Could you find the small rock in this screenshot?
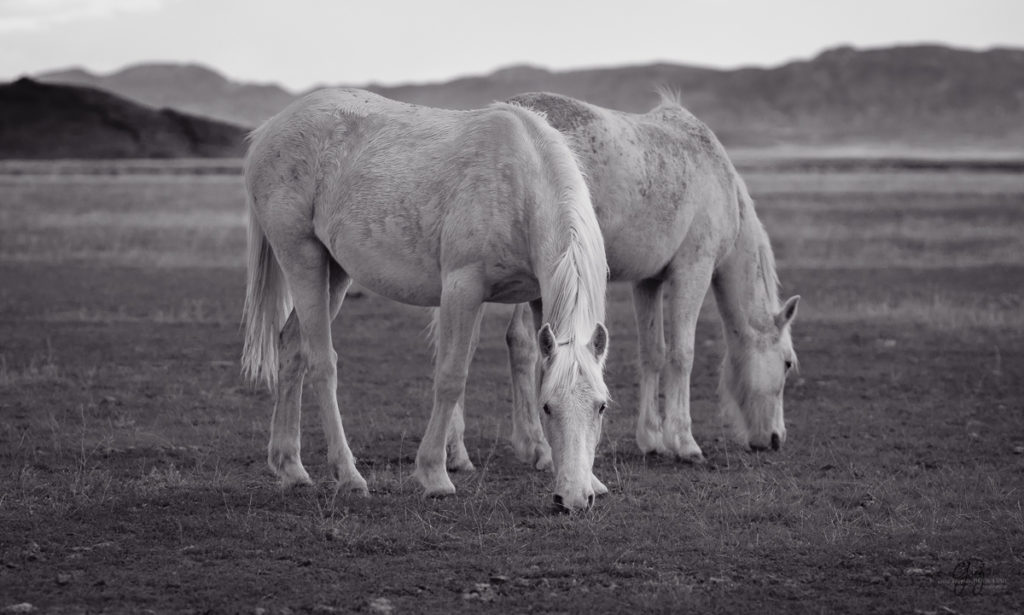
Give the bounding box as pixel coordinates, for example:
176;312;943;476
489;574;510;585
325;528;344;541
3;604;37;614
462;583;496;602
56;572;72;585
24;543;41;562
1013;446;1024;455
253;608;267;615
368;597;394;614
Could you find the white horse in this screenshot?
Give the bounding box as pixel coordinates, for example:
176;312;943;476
448;91;799;470
240;89;610;510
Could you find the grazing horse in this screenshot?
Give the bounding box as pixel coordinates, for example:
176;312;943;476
446;91;799;470
241;89;611;510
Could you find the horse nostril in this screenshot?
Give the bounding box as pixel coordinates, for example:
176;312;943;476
552;494;565;508
771;432;781;451
587;494;594;508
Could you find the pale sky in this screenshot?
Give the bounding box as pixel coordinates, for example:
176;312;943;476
2;0;1022;92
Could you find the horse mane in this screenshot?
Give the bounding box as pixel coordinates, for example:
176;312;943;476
654;85;683;109
756;226;781;313
497;102;608;345
734;173;781;313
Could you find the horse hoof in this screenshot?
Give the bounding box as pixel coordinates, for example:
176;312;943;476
591;474;609;496
422;482;456;498
446;453;475;473
270;455;313;489
336;476;369;497
414;466;456;497
512;436;552;471
663;431;704;463
677;452;706;465
279;474;313;489
636;428;667;456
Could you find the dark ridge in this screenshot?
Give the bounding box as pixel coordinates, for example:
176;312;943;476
0;78;248;159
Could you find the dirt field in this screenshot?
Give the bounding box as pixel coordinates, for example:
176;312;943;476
1;160;1022;613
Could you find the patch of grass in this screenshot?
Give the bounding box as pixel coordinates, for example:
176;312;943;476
37;298;233;324
797;291;1024;330
0;348;62;386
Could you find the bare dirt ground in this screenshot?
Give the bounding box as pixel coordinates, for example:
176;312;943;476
1;162;1022;613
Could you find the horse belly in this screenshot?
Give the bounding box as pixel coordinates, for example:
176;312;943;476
484;270;541;303
320;222;443;306
603;209;695;281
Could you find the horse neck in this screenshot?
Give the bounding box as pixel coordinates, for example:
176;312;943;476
712;207;779;352
532;178;607;344
503;105;606;343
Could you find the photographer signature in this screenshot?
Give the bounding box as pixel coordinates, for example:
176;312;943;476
951;558;987;596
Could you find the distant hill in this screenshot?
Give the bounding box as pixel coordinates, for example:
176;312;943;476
363;45;1024;147
30;44;1024;148
0;78;247;159
38;63;294;127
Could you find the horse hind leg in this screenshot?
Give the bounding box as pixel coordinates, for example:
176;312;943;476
270;260;352;488
632;278;668;456
268;310;312;488
274;234;366;494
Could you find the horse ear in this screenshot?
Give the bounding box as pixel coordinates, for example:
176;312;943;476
775;295;800;329
590;323;608;360
538;323;557;359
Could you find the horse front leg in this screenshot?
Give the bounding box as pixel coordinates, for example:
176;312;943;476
632;278;667;455
414;272;484;497
505;300;552;470
661;259;715;463
445;311;481;472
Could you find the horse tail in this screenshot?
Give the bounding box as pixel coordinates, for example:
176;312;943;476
240;196;292;390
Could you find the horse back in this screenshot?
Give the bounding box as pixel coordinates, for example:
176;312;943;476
508;92;741;280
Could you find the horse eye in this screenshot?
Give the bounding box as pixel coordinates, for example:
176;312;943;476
543;403;551;416
598;402;607;415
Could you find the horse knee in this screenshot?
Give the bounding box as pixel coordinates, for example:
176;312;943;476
638;341;666;373
278;344;306;379
666;345;694;372
434;380;465;407
506;314;537;363
303;349;338;384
